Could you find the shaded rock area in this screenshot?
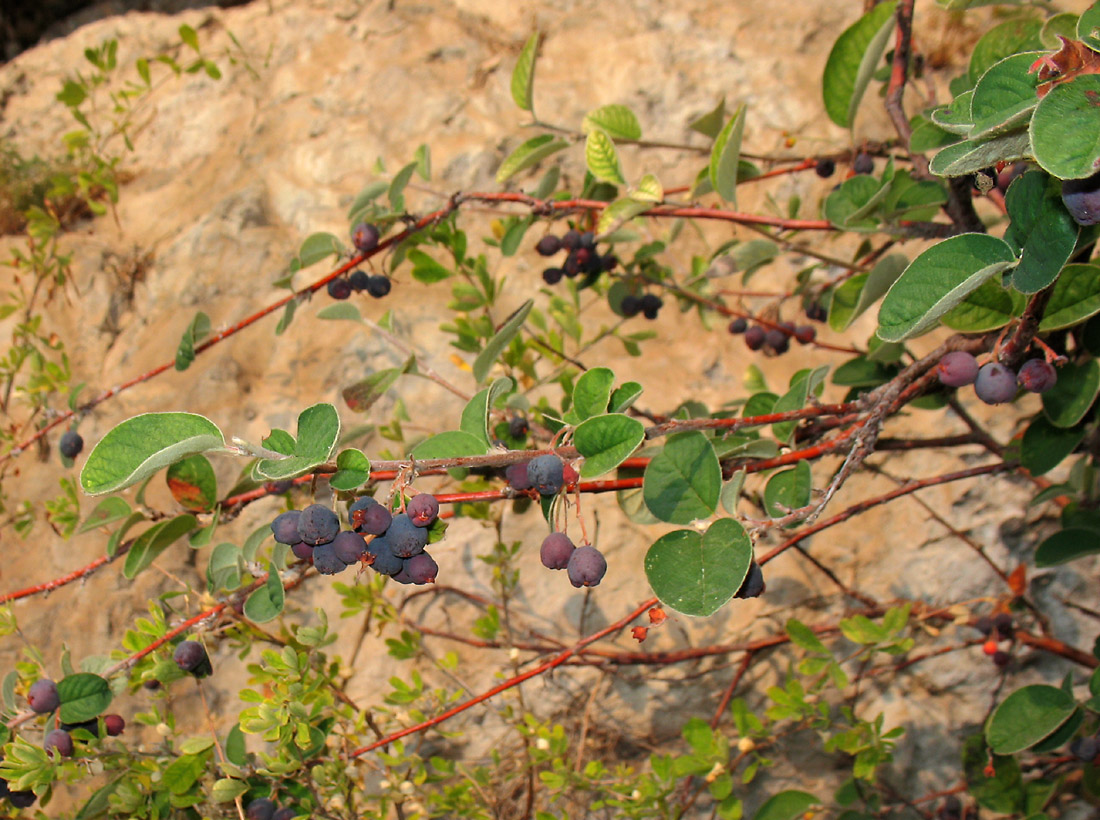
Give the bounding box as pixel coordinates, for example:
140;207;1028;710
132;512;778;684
0;0;1098;817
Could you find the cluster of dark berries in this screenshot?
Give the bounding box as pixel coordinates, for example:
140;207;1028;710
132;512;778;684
327;270;391;300
620;292;664;320
355;494;442;585
539;532;607;588
59;430;83;460
247;796;299;820
536;229;617;285
506;454;577;496
24;678;124;762
975;613;1014;668
728;319;814;353
174;639;214;678
735;562;765;599
936;352;1057;405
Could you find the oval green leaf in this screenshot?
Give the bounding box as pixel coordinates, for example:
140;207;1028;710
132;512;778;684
330;447;371;492
166;454;217;512
410;430;488;460
1035;527;1100;566
585;128;626;185
1003;170;1078;293
1040;264;1100;330
123;514;198;579
709;104;746;204
968;52;1042;140
582;104;642;140
1031;75;1100;180
573;367;615;420
929;130;1032;178
474;300;533;384
754;790;821;820
244;564;285;623
828;254;907;332
1042;359;1100;427
644;519;752;617
574;413;644;478
822;1;898;128
297;232;342;268
510;32;538;111
496;135;569;183
764;461;813;520
643;432;721;524
57;673;112;724
940;277;1016;332
986;684;1076;754
1021;416;1084;476
256;403;341;480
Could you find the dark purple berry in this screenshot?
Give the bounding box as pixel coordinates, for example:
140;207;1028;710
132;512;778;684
744;325;765;351
640;293;662;320
936;352;979;388
805;301;827;322
527;454;564;496
974;615;993;636
1061;171;1100;226
561;229;582;251
508;416;529;438
506;462;533;491
173;640;211;677
579;231;595;249
403;552;438;584
735;562;765;599
27;679;59;713
727;317;748;334
992;650;1011;668
764;328;789;354
386;514;428;558
974;362;1017;404
352;223;380;253
348;496;380;527
601;254;618;272
349;270;371;292
853;152;874;175
143;678;161;691
535;235;562;256
9;789;35;808
1070;736;1100;762
332;530;367;564
566;545;607;588
366;274;391;298
355;502;392;536
815;158;835;178
312;542;347;575
620;294;642;317
993;612;1014;640
391;567;416;584
794;325;816;345
290;542;314;561
44;729;73;758
272;809;298;820
247;798;277;820
59;431;83;459
265;480;293;494
542;267;564;285
327;278;352;300
366;536;404;576
270;511;302;545
1017;359;1057;393
297;504;339;546
540;532;575;570
103;714;125;736
407;494;439;527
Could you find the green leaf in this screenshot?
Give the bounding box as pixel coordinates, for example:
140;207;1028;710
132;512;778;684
178;23;199;51
822;166;895;230
206;542;242;593
174;311;211;372
347;181;389;218
828;254;907;332
929;130;1032;178
123;514;198;578
609;381;643;413
968;52;1042;140
909;117;960;152
275;299;296;335
690;97;726;138
1003;170;1078;293
496;135;569;183
330;448;371;492
212;778;249;803
969;16;1043;85
633;174;663;203
876;233;1016;342
316;303;362;322
585;128;626;185
786;619;829;654
342;357;414;413
573;368;615;420
880;171;948;221
1080;3;1100;50
388;161;418;213
643;432;721;524
414;143;431;180
764;461;813;520
931;91;975;135
460;377;514;446
297;232;342;268
243;564;285;623
940;277;1017;332
822;1;898;128
77;497;131;534
407;249;452;283
772;366;829;443
473;299;533;384
1042;359;1100;428
596;197;649;234
582;104;642;140
163;752;205;795
753;790;820;820
986;684;1076;754
410;431;488;460
511;32;539;111
644;519;753;617
1034;73;1100;176
57;673;112;724
256;404;340;480
1040;264;1100;330
166;454;217;512
574;414;645;478
81;413;225;496
1035;527;1100;566
709;104;747;204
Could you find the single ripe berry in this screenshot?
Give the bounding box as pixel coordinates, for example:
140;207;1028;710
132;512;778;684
270;510;302;545
297;504;339;545
143;678;161;691
349;269;371;292
59;431;83;459
735;562;765;598
561;229;582;251
9;789;36;808
974;615;993;636
508;416;528;439
348;496;380;527
1070;735;1100;762
993;612;1014;640
506;462;532;491
527;454;564;496
1061;171;1100;226
815;158;835;178
352;222;380;252
246;798;277;820
974;362;1017;405
853;152;874;175
563;253;581;278
764;328;789;354
356;504;392;536
936;351;979;388
601;254;618;272
27;678;60;713
1017;358;1057;393
272;808;298;820
366;536;404;576
540;532;575;570
386;514;428;558
579;231;596;249
542;267;564;285
620;294;642;317
794;325;816;345
406;494;439;528
566;545;607;587
366;274;391;298
44;729;74;758
290;541;314;561
992;650;1011;668
744;325;765;351
727;317;748;334
103;714;125;736
805;301;827;322
173;640;211;677
312;542;348;575
327;278;352;300
332;530;367;564
535;235;562;256
403;552;438;584
640;293;663;320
